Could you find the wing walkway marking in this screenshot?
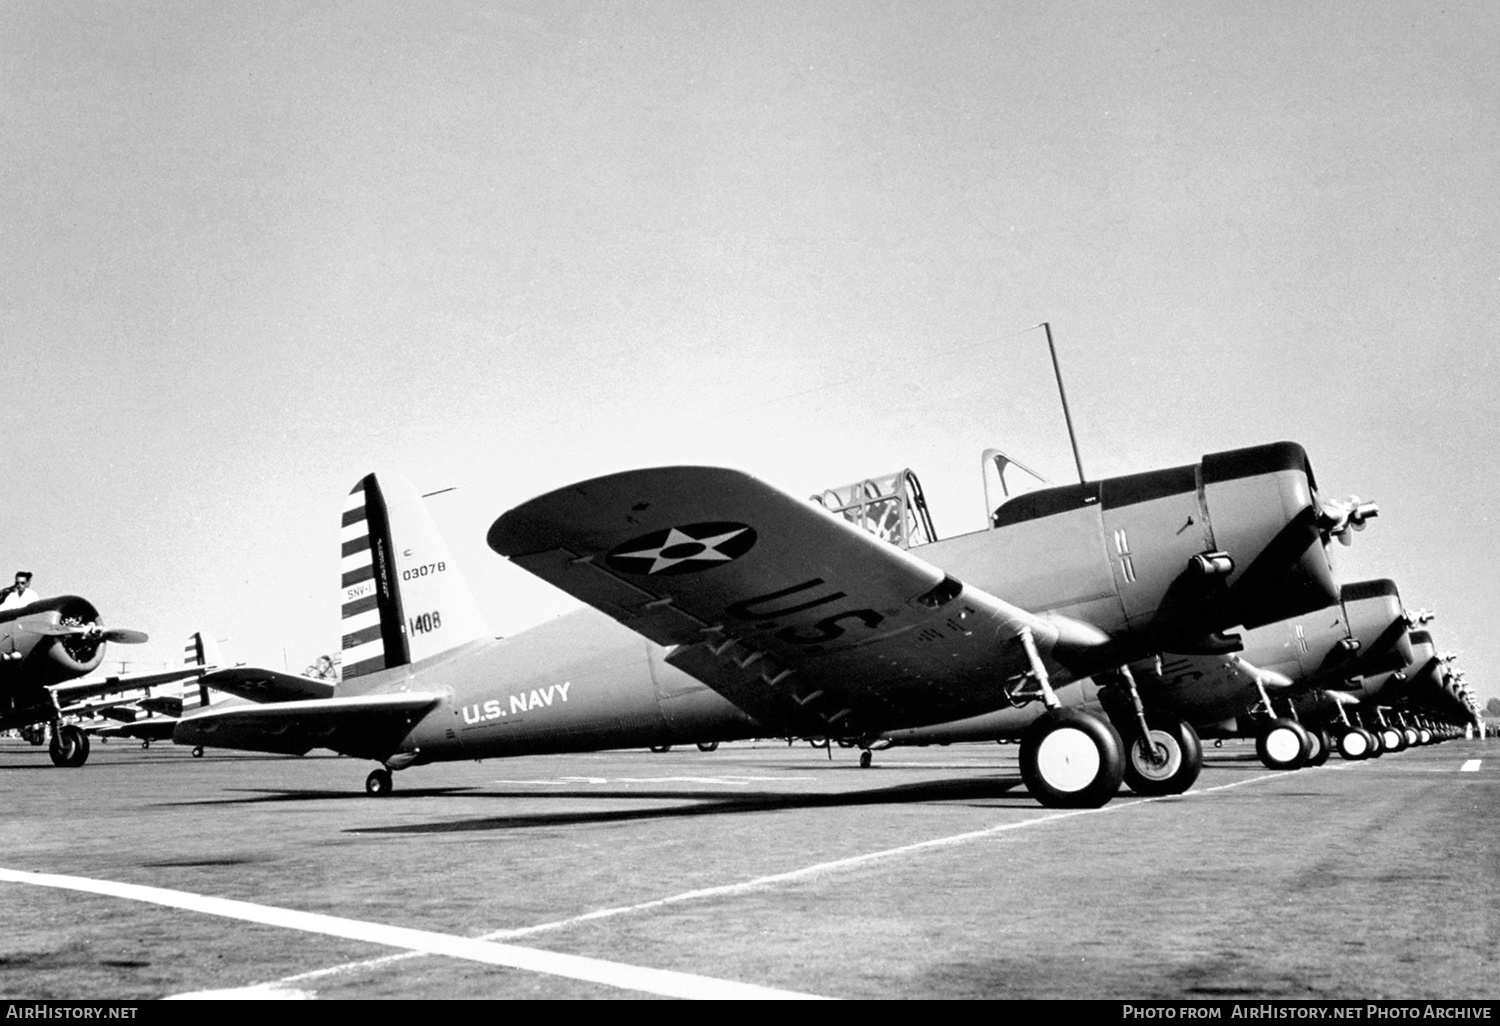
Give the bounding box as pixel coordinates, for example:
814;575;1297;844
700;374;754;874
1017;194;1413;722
161;764;1329;997
1460;759;1482;772
0;867;827;1001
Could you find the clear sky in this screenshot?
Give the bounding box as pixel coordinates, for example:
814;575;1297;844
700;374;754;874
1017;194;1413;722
4;3;1497;706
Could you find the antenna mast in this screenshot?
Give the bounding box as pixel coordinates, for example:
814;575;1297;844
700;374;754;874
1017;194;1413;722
1039;322;1087;484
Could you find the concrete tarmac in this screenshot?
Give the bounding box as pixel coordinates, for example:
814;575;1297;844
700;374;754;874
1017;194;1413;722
1;734;1495;1000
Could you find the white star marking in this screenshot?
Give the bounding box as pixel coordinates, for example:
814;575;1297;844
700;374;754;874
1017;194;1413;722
614;526;749;574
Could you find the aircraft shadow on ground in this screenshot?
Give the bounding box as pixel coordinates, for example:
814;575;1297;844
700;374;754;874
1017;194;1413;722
356;776;1032;833
165;774;1031;829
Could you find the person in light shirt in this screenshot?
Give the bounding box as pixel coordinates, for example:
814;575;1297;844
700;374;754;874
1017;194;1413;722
0;571;39;610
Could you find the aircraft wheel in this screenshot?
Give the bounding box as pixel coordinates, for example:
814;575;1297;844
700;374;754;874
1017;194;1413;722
1419;729;1432;745
649;744;671;753
1019;709;1124;808
1336;728;1369;760
859;750;873;769
1305;728;1333;767
141;740;151;750
365;768;393;796
1403;728;1418;747
1255;719;1309;770
808;738;830;749
192;746;205;758
696;741;719;753
1366;729;1385;757
1122;719;1202;796
1381;728;1404;753
49;729;77;767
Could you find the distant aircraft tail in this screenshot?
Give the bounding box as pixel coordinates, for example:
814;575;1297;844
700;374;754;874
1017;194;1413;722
338;473;489;691
182;630;225;710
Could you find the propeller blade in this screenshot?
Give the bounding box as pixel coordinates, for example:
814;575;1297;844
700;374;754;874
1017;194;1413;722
101;629;149;644
16;621;76;636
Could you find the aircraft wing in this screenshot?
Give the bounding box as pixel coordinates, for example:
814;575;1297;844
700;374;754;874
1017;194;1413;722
48;665;213;707
196;666;337;703
172;692;440;759
490;466;1110;736
91;718;178;742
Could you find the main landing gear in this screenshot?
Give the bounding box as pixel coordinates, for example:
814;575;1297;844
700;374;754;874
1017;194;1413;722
366;767;393;795
48;724;90;768
1122;717;1203;796
1012;628;1127;808
1019;708;1125;808
1256;717;1311;770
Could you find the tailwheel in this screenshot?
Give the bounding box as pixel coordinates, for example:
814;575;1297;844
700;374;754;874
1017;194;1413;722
1019;709;1124;808
365;767;394;796
1122;718;1202;796
192;746;205;758
1336;728;1370;760
49;725;90;768
696;741;719;753
1305;728;1333;767
859;749;873;769
1256;718;1309;770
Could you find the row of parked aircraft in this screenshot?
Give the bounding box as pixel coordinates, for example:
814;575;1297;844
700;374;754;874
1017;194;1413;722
2;439;1483;806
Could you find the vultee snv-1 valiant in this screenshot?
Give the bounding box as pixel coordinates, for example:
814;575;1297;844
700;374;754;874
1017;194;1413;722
176;440;1374;807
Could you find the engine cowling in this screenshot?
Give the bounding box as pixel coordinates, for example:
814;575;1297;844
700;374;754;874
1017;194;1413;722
13;595;109;683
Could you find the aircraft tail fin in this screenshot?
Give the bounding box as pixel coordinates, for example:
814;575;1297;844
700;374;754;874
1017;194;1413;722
183;631;225;709
339;473;489;691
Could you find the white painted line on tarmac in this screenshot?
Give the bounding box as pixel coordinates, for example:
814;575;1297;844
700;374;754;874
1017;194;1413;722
235;767;1305;993
0;867;829;1001
1460;759;1482;772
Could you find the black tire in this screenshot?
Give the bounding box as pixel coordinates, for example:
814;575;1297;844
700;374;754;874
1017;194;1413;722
649;744;672;753
696;741;719;753
1019;709;1125;808
365;768;393;795
192;746;205;758
1336;728;1369;760
1381;728;1405;753
1305;728;1333;767
49;730;77;767
859;750;873;769
1256;718;1309;770
1122;718;1203;796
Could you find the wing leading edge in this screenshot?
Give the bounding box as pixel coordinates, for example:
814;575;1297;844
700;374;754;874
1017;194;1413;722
490;466;1109;736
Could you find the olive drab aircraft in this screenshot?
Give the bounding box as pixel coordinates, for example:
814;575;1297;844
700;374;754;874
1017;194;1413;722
0;595;211;767
489;440;1377;808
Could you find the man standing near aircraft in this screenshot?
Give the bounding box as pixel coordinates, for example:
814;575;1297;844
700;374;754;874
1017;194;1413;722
0;571;39;609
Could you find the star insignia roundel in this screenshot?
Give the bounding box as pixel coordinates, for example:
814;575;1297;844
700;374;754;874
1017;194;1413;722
606;521;758;576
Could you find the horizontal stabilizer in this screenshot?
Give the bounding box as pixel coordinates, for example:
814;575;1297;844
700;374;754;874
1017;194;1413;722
49;664;218;707
173;692;440;760
198;666;337;703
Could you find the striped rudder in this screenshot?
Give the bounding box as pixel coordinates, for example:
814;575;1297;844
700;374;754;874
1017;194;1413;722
340;473;489;690
341;475;408;681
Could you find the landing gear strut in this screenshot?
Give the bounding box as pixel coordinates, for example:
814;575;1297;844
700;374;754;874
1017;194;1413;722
1012;628;1124;808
